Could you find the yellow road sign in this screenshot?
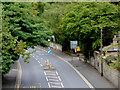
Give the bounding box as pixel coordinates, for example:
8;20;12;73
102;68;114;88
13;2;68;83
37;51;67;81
77;46;80;51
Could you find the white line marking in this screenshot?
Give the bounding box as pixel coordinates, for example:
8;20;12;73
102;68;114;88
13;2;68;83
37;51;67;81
45;73;56;76
56;72;58;75
47;76;58;79
51;86;61;88
45;71;56;74
40;64;43;66
48;79;59;82
38;61;40;63
61;82;64;88
44;71;46;75
58;76;61;81
41;58;43;59
48;82;51;88
46;77;48;81
49;82;61;85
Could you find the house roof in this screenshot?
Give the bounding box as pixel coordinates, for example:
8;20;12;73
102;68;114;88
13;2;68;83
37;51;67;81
100;45;118;52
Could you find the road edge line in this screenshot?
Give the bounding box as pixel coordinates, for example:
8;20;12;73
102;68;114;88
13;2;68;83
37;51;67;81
15;60;22;90
37;47;95;89
52;54;94;89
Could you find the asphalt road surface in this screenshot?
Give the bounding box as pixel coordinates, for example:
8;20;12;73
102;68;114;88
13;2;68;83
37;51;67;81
19;46;92;88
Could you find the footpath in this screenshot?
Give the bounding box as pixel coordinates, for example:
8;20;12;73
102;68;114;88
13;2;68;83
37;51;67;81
40;46;116;88
2;61;18;89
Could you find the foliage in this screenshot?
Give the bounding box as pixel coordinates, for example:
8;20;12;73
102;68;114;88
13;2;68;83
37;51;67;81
105;55;117;65
41;3;74;43
58;2;118;57
1;2;51;76
3;2;51;47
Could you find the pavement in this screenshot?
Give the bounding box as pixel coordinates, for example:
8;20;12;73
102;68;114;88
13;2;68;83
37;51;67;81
2;46;117;89
39;46;116;88
2;61;18;89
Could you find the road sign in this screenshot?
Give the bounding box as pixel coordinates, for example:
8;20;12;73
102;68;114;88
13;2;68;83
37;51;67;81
77;46;80;51
47;49;51;54
70;41;78;49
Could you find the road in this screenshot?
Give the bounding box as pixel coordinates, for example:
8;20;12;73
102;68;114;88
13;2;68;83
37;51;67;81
19;46;93;88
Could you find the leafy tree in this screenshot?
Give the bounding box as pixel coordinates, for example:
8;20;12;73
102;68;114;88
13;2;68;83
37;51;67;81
1;2;52;76
59;2;118;58
3;2;51;47
41;2;74;43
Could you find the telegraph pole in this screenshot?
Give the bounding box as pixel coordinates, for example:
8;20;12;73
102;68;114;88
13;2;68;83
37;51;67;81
118;31;120;90
101;28;103;76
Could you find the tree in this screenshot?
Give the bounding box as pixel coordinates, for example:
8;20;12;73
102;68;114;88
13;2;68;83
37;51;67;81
2;2;51;47
59;2;118;58
1;2;52;76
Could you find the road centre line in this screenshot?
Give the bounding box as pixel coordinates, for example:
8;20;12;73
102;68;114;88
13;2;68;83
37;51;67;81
38;61;40;63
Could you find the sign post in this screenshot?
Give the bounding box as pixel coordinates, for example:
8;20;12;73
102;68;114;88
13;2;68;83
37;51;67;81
70;41;78;53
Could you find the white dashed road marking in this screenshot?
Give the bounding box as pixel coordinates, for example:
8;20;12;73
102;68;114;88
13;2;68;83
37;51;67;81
44;70;64;88
38;61;40;63
41;64;43;66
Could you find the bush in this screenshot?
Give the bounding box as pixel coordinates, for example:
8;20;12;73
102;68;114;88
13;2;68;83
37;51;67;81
105;55;117;65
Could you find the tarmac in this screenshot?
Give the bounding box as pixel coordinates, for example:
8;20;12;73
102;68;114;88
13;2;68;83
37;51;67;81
2;46;117;89
2;61;18;89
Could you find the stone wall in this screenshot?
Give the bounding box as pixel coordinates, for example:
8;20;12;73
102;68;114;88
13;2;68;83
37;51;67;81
88;51;119;88
50;42;62;51
103;60;118;87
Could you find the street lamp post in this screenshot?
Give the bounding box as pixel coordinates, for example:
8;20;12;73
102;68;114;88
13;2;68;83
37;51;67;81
101;28;103;76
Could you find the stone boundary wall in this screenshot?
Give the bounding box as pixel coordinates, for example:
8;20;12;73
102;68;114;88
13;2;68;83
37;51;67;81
50;42;62;51
103;60;118;87
88;51;119;88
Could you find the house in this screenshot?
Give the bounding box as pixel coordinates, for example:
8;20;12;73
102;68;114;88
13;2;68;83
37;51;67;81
102;35;118;57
